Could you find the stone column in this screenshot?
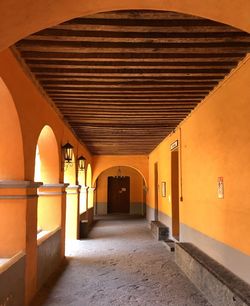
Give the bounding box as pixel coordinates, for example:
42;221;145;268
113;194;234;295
65;185;81;240
87;187;95;225
79;186;88;220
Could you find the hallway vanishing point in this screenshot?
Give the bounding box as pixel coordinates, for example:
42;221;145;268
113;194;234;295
32;217;210;306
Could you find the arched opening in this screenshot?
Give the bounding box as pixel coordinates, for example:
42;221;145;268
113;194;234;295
95;166;146;216
0;77;25;257
92;156;148;190
0;78;24;180
34;125;59;184
34;125;60;235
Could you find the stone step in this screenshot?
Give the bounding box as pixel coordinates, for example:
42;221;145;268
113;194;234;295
150;221;169;241
162;239;175;252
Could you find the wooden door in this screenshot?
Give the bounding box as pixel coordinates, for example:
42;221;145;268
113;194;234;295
108;176;130;213
154;162;159;221
171;150;180;240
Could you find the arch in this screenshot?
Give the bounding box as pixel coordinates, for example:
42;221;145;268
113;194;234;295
1;0;250;51
35;125;61;234
93;158;148;188
95;166;147;216
0;77;24;180
34;125;59;183
95;165;147;188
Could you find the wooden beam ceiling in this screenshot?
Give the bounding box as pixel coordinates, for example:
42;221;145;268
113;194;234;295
15;10;250;155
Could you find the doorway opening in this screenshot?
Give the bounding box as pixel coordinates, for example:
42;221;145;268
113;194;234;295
154;162;159;221
108;176;130;214
171;150;180;240
95;166;146;216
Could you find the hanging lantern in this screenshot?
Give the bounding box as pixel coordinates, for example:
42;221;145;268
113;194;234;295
78;155;86;171
62;142;73;163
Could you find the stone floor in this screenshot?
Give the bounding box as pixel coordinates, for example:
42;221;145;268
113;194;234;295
31;217;211;306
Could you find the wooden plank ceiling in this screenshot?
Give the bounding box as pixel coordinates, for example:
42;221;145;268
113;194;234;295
15;10;250;155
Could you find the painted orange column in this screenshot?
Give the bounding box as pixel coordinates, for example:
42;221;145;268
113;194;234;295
87;187;95;225
65;185;80;240
79;186;88;217
60;184;68;258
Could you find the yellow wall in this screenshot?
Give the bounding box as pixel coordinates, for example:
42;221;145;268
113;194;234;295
148;54;250;256
96;166;145;215
37;194;61;231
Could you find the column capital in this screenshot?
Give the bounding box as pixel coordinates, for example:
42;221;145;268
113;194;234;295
66;184;81;190
38;183;69;196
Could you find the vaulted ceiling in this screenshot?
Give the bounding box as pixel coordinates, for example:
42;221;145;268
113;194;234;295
14;10;250;155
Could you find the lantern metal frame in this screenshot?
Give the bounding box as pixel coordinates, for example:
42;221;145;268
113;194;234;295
78;155;86;171
62;142;74;169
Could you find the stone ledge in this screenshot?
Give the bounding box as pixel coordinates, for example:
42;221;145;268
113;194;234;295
150;221;169;241
175;243;250;306
162;239;175;252
79;220;89;239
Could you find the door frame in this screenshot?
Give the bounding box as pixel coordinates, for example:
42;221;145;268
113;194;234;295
171;149;180;240
154;162;159;221
107;176;130;214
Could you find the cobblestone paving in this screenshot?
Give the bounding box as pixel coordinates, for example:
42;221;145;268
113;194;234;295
32;217;211;306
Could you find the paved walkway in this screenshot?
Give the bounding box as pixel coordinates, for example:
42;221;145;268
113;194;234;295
32;217;211;306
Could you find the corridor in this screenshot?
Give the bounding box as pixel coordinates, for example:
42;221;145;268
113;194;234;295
31;217;210;306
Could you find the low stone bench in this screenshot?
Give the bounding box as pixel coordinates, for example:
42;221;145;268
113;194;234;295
175;243;250;306
79;220;89;239
150;221;169;241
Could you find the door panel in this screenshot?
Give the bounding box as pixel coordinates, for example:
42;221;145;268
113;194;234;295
154;162;158;221
171;150;180;240
108;176;130;213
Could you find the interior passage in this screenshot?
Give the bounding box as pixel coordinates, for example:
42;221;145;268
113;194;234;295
31;217;211;306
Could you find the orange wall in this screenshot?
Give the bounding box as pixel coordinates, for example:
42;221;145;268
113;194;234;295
1;0;250;51
0;200;26;257
0;48;92;304
0;78;24;180
0;48;92;181
96;166;145;214
148;54;250;256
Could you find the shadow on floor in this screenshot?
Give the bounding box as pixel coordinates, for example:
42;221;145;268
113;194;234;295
94;214;146;221
30;260;69;306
